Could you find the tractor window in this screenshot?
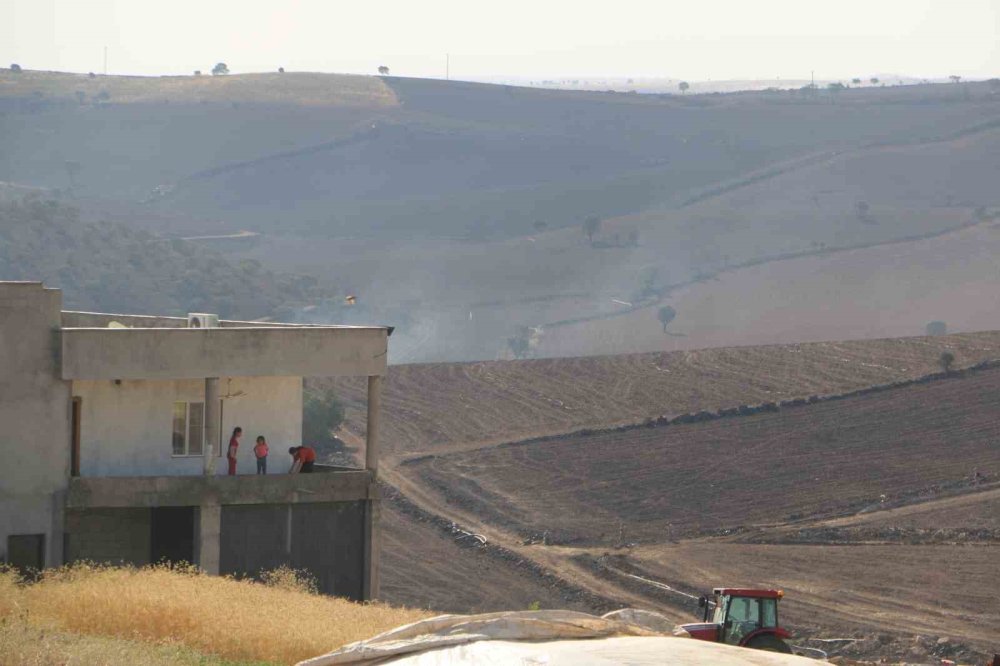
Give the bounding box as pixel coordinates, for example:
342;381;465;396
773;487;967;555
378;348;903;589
760;598;778;628
724;596;761;645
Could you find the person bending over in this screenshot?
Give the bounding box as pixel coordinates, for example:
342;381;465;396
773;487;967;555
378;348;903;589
288;445;316;473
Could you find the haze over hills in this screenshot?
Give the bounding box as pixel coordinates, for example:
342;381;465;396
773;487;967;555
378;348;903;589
2;69;1000;360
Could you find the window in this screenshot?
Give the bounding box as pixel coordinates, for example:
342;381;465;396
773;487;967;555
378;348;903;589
172;402;205;456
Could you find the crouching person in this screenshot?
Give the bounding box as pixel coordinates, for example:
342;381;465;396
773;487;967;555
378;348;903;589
288;445;316;473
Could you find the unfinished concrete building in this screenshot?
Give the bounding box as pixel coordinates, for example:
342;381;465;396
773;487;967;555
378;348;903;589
0;281;389;600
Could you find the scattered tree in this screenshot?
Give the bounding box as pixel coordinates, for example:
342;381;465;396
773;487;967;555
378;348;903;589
925;321;947;336
194;70;202;76
939;351;955;373
582;216;601;245
851;78;861;86
302;390;345;445
95;90;110;102
507;326;531;359
278;67;285;73
532;220;548;232
949;75;961;83
678;81;689;94
869;77;879;85
212;62;230;75
377;65;390;75
88;72;96;79
657;305;676;333
9;63;22;72
827;82;846;92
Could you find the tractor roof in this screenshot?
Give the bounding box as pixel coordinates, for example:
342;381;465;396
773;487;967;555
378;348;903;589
713;588;783;599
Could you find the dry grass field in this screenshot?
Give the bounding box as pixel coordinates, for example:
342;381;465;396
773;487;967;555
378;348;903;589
0;70;397;107
0;565;430;666
325;330;1000;461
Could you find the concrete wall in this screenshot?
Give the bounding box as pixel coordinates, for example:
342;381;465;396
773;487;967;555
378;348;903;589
72;376;302;477
0;283;71;567
62;311;322;329
62;326;389;380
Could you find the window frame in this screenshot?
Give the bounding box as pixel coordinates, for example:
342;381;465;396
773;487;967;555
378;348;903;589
172;401;206;457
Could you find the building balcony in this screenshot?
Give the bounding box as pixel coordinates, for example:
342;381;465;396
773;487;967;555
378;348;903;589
66;466;377;509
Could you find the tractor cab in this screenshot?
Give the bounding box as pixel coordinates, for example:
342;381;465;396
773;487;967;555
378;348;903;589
674;588;792;653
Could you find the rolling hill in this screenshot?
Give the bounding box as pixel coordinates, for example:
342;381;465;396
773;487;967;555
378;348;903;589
4;70;1000;362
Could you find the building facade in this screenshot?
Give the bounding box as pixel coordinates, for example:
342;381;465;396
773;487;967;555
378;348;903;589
0;281;388;600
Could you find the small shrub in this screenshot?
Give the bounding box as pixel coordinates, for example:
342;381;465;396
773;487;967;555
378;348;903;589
9;63;22;72
939;351;955;373
926;321;947;336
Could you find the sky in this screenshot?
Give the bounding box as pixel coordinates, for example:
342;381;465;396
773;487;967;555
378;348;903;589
3;0;999;82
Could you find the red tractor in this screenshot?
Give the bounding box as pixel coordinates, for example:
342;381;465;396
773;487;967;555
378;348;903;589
674;588;793;653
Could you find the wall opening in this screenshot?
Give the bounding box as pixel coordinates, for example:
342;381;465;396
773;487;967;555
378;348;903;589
7;534;45;577
150;507;195;565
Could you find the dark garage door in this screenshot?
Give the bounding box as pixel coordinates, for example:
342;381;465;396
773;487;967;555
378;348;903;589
292;502;365;600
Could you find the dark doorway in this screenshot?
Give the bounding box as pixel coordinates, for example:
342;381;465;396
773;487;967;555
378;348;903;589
71;397;82;477
150;507;195;565
7;534;45;576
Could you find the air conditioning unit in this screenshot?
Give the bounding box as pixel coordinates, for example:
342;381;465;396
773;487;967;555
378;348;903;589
187;313;220;328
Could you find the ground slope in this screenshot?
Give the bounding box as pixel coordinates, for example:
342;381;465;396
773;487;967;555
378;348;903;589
325;331;1000;461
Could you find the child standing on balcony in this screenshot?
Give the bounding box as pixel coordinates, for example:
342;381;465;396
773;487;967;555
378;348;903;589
227;427;242;476
254;436;269;475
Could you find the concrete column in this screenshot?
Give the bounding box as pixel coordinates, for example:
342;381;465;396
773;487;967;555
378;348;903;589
196;503;221;575
363;495;381;600
365;375;382;476
204;377;220;475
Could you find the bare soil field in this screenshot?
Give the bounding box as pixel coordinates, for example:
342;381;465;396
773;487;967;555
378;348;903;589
401;365;1000;544
324;331;1000;461
379;499;607;615
374;364;1000;661
537;218;1000;358
623;541;999;660
818;486;1000;530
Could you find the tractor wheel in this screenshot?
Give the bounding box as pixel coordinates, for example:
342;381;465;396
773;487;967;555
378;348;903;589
745;634;792;653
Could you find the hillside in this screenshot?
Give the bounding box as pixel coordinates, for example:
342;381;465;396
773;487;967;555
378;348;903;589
363;339;1000;662
404;365;1000;543
3;70;1000;361
325;330;1000;460
0;192;336;318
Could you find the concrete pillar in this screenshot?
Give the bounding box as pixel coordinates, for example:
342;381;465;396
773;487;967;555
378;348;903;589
204;377;220;475
196;503;221;575
363;494;381;600
365;375;382;476
363;375;382;600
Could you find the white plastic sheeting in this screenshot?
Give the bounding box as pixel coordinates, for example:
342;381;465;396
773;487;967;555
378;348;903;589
297;610;816;666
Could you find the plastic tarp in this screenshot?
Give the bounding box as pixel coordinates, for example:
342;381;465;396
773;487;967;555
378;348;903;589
297;610;816;666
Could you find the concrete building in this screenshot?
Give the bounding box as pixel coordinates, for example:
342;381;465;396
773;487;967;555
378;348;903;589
0;281;389;600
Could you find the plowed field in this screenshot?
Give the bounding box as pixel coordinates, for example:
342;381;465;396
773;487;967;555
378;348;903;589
405;366;1000;543
323;331;1000;461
